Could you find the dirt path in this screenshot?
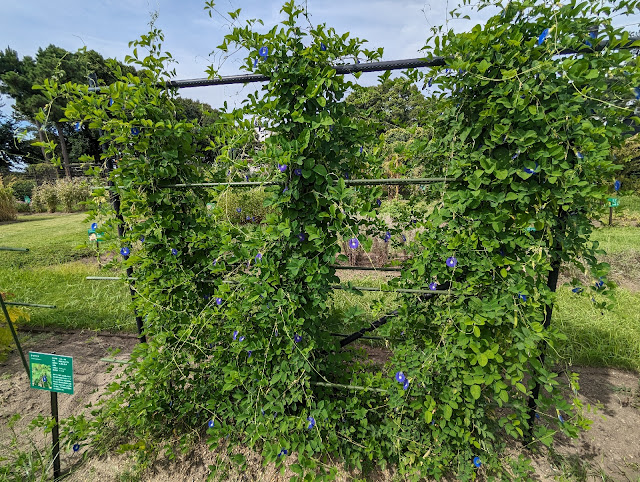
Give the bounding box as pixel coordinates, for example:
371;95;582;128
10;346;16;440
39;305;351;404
1;331;639;481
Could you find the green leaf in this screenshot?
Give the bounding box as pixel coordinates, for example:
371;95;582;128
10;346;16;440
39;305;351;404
470;385;481;400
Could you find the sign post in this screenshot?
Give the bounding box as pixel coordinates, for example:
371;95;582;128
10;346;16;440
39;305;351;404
29;352;74;480
608;197;619;226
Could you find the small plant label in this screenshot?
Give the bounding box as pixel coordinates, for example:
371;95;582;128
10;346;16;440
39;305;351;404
29;352;74;395
608;197;619;208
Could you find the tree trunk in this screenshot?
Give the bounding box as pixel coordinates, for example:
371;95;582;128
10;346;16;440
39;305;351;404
54;121;71;178
34;119;50;163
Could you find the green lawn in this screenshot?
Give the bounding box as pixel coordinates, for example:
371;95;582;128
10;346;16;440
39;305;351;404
0;213;133;331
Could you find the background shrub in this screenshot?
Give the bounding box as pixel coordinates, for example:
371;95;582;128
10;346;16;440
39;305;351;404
0;181;17;222
55;178;90;212
31;182;58;213
8;179;35;202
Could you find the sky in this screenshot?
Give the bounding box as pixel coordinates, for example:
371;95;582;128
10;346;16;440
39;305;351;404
1;0;639;117
0;0;494;115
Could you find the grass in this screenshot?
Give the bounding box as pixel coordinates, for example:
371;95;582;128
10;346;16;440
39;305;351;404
0;213;133;331
554;287;640;372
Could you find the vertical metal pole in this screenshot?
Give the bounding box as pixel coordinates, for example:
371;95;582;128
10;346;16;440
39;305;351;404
609;206;613;226
51;391;61;480
105;158;147;343
526;212;565;442
0;296;29;377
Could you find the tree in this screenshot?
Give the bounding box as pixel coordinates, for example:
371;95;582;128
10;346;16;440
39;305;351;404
0;46;139;177
346;77;438;135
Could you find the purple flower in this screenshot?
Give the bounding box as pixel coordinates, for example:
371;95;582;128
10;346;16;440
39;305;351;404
524;162;539;174
360;146;363;153
595;278;605;289
247;350;252;357
376;199;381;207
576;152;584;159
233;330;239;341
294;334;302;343
42;376;47;383
446;256;457;268
348;238;359;249
294;168;302;176
108;98;113;107
208;419;215;428
614;180;621;191
140;236;145;243
91;222;98;230
278;164;287;173
473;456;481;468
558;413;564;423
282;186;288;193
307;416;316;429
298;233;306;242
634;87;640;100
395;371;405;383
572;287;583;294
239;336;245;342
216;297;222;305
73;443;80;452
278;448;288;457
519;293;527;301
403;379;410;390
384;231;391;242
171;248;178;256
259;46;268;58
131;127;140;136
236;208;242;213
401;235;406;242
255;253;262;262
120;247;130;257
428;77;433;87
429;282;437;291
320;42;327;51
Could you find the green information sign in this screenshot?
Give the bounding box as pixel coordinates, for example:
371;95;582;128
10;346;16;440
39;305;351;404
29;352;74;395
608;197;619;208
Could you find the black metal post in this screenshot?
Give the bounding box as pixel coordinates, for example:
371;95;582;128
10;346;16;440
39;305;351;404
0;295;29;377
105;158;147;343
51;391;61;480
609;206;613;226
526;213;565;442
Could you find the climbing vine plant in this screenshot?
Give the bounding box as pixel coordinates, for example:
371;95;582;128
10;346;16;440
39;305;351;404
36;0;640;480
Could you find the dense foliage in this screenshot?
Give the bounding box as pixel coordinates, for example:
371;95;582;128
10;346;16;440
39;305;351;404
36;0;640;480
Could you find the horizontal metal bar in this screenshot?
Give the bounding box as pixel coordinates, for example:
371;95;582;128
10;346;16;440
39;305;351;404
0;247;30;252
100;357;131;364
332;285;451;295
88;38;639;92
310;381;388;394
330;333;397;341
86;276;450;296
331;265;402;272
4;301;56;309
86;276;136;281
160;177;451;189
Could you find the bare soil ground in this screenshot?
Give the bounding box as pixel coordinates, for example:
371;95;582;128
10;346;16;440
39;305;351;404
1;331;639;481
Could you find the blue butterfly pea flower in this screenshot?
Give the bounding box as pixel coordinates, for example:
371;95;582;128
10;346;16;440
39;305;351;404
473;456;481;467
307;416;316;429
120;247;130;257
294;334;302;343
446;256;457;268
395;371;405;383
73;443;80;452
429;282;437;291
208;419;215;428
538;28;549;45
91;222;98;230
348;238;359;249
